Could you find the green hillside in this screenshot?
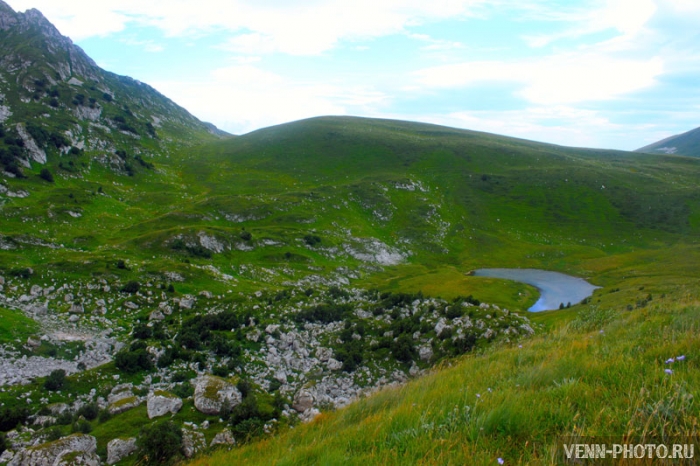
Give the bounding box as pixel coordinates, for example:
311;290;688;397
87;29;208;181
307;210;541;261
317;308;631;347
2;114;700;464
637;126;700;158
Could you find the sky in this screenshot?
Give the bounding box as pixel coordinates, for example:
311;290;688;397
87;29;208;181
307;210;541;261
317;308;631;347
5;0;700;150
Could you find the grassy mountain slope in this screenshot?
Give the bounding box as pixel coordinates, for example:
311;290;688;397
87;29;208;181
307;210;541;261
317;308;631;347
193;294;699;465
2;109;700;462
636;126;700;158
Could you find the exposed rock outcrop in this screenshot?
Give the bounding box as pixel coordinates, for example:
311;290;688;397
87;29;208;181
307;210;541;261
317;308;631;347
146;391;182;419
106;438;137;465
193;375;241;415
8;434;97;466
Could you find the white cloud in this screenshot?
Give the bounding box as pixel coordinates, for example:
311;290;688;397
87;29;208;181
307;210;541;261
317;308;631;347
521;0;656;48
152;65;387;134
390;106;642;149
415;54;664;105
6;0;489;54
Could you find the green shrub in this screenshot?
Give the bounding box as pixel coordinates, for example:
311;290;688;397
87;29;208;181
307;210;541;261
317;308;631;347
120;280;140;293
114;348;153;373
77;403;99;421
136;421;182;465
39;168;54;182
44;369;66;391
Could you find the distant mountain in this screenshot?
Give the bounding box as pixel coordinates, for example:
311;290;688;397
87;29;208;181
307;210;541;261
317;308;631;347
0;0;227;177
636;126;700;157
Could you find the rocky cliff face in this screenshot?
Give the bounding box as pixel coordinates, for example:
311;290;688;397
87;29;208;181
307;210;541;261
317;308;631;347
0;0;226;177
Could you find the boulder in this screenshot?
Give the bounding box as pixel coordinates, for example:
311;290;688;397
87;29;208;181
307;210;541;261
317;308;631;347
181;429;206;459
8;434;96;466
148;310;165;321
30;285;42;296
26;336;41;348
193;375;241;415
292;390;314;413
316;347;332;362
55;450;101;465
327;358;342;371
106;438;137;465
146;391;183;419
108;396;140;415
25;304;48;316
123;301;138;310
179;296;195;309
210;429;236;447
419;345;433;362
69;303;84;314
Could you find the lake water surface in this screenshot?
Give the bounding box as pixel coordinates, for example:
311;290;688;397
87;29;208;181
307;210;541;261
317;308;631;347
473;268;599;312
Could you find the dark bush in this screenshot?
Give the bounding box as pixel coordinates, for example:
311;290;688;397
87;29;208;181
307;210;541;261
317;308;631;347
120;280;140;293
295;303;352;324
10;268;32;279
0;406;29;431
77;403;99;421
71;419;92;434
136;421;182;465
239;230;252;241
114;348;152;373
391;334;416;363
44;369;66;391
303;234;321;246
133;323;152;340
172;383;194;399
39;168;54;182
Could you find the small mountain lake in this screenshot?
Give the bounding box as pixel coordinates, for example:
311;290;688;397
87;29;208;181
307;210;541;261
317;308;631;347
473;268;599;312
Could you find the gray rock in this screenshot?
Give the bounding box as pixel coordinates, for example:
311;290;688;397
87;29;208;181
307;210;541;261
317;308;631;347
25;304;48;316
64;294;73;303
327;358;342;371
26;336;41;348
146;392;182;419
292;390;314;413
69;303;84;314
419;345;433;362
8;434;96;466
148;310;165;321
123;301;138;310
193;375;241;415
210;429;236;447
181;429;206;459
30;285;42;296
68;315;80;323
316;347;332;362
106;438;137;465
55;450;101;465
179;296;195;309
108;396;140;415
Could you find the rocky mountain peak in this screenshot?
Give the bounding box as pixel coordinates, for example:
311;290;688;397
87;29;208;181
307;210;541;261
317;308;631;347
0;0;18;30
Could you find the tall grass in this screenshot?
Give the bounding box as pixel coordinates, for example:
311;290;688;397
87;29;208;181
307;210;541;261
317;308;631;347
190;293;699;465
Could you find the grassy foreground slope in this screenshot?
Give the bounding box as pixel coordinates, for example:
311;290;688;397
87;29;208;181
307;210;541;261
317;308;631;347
178;117;700;464
2;116;700;463
192;293;699;465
